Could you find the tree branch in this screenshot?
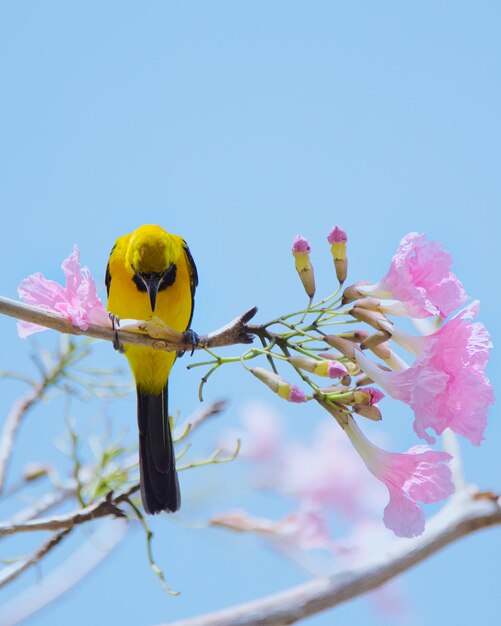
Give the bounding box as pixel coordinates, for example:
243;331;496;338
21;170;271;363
0;296;257;352
0;486;139;536
160;489;501;626
0;527;72;589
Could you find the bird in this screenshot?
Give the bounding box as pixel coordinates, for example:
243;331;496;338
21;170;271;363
105;224;198;514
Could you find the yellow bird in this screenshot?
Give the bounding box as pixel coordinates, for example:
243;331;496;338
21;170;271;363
105;224;198;514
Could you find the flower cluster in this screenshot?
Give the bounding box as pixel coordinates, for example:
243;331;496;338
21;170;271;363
240;229;494;537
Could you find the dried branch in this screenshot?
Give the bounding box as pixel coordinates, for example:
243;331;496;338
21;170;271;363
0;528;72;589
175;399;228;436
160;488;501;626
0;296;257;352
0;487;137;536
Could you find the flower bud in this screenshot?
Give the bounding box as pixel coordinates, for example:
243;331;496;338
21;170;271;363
354;404;383;421
350;306;389;332
353;387;385;406
327;226;348;284
288;356;348;379
342;281;371;304
340;374;352;386
292;235;316;299
359;330;392;351
251;367;308;403
325;335;357;360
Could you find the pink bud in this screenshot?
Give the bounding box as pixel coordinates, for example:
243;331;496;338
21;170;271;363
292;236;315;299
327;227;348;284
292;235;311;253
327;226;348;244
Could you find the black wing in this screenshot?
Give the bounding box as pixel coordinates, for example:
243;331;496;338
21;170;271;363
182;240;198;329
105;245;116;297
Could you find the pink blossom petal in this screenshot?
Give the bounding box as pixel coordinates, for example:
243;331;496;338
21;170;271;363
377;233;468;318
355;304;494;446
18;273;67;308
383;486;425;537
345;417;454;537
17;246;109;338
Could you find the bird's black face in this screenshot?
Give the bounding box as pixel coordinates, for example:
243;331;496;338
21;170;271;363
132;263;177;311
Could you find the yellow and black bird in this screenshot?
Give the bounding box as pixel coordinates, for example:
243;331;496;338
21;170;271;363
105;224;198;514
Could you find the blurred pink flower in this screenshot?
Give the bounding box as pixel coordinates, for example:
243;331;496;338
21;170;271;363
219;402;285;462
276;423;385;519
356;303;494;445
345;417;454;537
17;245;109;338
211;504;335;553
358;232;467;318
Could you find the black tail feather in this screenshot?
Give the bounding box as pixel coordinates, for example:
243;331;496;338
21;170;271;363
137;385;180;514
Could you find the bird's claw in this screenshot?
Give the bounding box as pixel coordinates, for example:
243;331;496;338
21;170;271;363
177;329;200;358
109;313;125;353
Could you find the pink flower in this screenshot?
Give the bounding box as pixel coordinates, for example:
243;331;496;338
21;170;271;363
345;417;454;537
277;423;385;519
211;504;336;553
358;233;467;318
355;303;494;445
17;245;109;338
219;402;285;462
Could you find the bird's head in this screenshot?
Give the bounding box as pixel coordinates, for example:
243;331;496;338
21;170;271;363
126;224;178;312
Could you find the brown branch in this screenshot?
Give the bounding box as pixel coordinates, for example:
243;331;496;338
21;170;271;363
0;486;138;536
0;296;257;352
176;399;228;436
0;527;72;589
160;489;501;626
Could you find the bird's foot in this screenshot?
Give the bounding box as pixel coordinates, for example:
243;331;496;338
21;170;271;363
109;313;125;353
177;329;200;358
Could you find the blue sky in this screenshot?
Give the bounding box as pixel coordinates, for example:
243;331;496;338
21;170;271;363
0;2;500;625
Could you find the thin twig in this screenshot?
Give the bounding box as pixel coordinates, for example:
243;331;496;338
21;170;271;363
5;485;74;527
160;488;501;626
0;341;75;494
0;528;72;589
175;399;228;436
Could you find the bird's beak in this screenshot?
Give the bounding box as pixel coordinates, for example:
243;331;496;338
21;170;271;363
145;275;162;312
